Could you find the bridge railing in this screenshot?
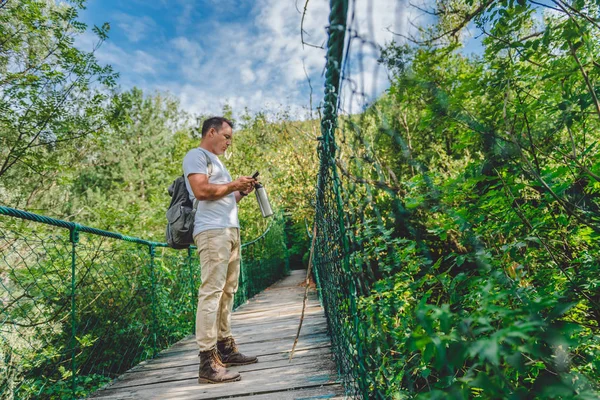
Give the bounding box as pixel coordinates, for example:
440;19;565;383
0;206;288;399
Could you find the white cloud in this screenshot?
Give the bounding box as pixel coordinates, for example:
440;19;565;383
114;12;156;43
101;44;162;75
139;1;324;117
76;32;164;77
240;63;256;85
256;0;328;78
170;36;205;81
340;0;425;114
80;0;428;120
174;0;196;36
155;81;310;121
130;50;164;75
160;0;331;117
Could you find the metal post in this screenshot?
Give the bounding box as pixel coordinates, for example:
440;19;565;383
149;245;158;357
69;226;80;398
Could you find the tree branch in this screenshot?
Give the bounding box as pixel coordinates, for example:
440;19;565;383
336;158;405;195
567;39;600;121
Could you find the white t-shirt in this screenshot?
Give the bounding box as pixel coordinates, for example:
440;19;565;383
182;148;239;237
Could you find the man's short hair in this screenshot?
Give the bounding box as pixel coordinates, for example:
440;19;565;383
201;117;234;137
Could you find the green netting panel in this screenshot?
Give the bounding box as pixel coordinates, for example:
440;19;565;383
0;208;288;399
237;214;290;308
1;224;78;398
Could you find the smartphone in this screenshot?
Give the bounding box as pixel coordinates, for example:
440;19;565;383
252;171;259;179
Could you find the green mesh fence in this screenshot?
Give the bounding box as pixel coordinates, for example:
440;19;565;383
0;206;288;399
313;0;600;398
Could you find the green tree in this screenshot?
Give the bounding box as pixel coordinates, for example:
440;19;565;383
64;88;193;238
0;0;121;208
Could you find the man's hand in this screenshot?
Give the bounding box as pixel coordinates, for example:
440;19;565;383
189;174;255;201
231;176;255;194
243;184;256;195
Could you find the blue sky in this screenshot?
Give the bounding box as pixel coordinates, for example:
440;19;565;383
76;0;426;119
76;1;561;120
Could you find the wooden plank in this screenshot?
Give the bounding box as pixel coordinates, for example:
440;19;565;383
91;358;338;399
234;289;319;306
103;352;335;390
142;335;331;363
165;319;328;353
232;302;322;316
231;313;326;328
125;343;333;374
126;345;334;374
90;270;340;400
232;316;327;335
231;325;328;345
231;308;322;320
239;384;345;400
163;319;328;349
123;347;331;376
91;384;345;400
169;320;328;350
231;307;324;322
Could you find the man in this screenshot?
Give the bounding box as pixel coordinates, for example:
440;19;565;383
183;116;258;384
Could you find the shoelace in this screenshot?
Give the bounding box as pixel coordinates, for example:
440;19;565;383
227;338;239;353
212;348;226;367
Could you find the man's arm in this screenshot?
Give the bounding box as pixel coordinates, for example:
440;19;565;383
188;173;254;201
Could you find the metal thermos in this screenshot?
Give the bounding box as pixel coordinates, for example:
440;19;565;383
254;182;273;218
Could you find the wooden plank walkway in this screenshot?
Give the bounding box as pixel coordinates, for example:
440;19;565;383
89;270;344;399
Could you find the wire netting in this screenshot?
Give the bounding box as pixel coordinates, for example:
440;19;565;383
311;0;600;398
0;210;288;399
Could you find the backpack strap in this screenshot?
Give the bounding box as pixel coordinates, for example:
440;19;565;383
193;149;214;210
198;148;213;177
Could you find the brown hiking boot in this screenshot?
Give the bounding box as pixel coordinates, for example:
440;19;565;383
198;347;241;384
217;336;258;366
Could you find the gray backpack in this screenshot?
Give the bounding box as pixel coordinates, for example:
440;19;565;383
166;150;212;249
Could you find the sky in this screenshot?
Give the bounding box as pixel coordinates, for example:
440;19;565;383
76;0;425;120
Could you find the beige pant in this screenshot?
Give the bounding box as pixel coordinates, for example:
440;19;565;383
194;228;240;351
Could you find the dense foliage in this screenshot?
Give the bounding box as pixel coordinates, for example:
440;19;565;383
0;0;121;207
2;0;599;399
314;0;600;398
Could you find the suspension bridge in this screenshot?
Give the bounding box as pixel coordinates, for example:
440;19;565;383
0;205;343;399
0;0;356;398
4;0;600;397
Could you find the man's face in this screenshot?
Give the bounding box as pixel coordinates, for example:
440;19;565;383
210;122;233;155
